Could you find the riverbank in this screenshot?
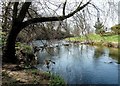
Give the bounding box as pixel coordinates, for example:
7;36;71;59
65;34;119;48
2;64;66;86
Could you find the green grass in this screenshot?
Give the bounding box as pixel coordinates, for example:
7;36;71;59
104;35;119;42
66;34;119;43
49;74;66;86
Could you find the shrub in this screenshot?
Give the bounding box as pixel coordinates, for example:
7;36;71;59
111;24;120;34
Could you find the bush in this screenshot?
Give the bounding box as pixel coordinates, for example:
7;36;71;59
111;24;120;34
102;32;114;36
15;42;38;67
15;42;32;53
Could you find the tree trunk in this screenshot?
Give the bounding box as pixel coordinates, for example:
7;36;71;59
3;25;20;63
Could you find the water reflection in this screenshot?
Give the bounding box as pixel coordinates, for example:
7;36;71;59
35;41;118;84
94;47;104;58
109;48;119;61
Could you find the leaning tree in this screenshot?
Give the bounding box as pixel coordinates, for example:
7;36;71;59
2;0;91;63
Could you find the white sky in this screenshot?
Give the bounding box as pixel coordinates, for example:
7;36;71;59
90;0;119;28
33;0;119;28
0;0;119;28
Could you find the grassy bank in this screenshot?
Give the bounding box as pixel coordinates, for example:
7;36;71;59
2;64;66;86
66;34;119;42
65;34;119;48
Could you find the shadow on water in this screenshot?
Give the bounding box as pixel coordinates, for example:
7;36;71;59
109;48;119;62
94;46;119;64
94;47;104;58
34;40;119;84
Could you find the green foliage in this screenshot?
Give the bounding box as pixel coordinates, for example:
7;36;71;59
15;42;36;67
111;24;120;34
0;31;7;46
25;69;66;86
15;42;32;53
94;21;104;34
29;69;40;75
15;42;21;47
2;71;8;76
49;74;66;86
104;35;118;42
43;72;51;77
0;38;2;46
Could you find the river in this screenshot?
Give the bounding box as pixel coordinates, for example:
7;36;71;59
32;40;119;85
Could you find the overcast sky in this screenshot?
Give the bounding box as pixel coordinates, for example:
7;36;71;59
33;0;119;28
0;0;119;28
91;0;119;28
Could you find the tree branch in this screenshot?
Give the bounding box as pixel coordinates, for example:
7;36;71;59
22;0;91;29
63;0;67;16
17;2;31;22
27;11;33;18
28;8;39;17
66;0;91;18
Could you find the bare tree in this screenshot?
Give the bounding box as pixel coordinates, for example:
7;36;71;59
2;0;91;63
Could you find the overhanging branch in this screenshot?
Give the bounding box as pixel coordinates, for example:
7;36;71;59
63;0;67;16
17;2;31;22
22;0;91;28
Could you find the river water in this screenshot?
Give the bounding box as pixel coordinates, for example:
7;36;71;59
33;40;119;85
